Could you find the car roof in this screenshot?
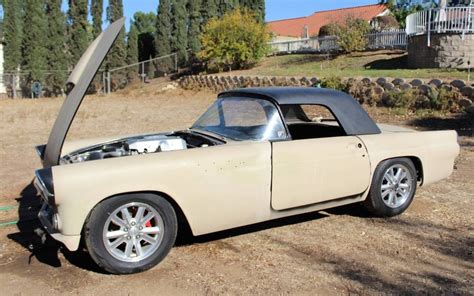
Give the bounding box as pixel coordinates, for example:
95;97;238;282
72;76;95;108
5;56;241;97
219;87;381;136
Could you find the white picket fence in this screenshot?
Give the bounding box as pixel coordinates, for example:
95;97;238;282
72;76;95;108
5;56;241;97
269;30;407;54
406;6;474;37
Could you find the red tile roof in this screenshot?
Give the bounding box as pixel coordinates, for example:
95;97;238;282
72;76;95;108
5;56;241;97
268;4;389;38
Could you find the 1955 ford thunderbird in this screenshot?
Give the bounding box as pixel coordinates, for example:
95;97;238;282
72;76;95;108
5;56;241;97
34;19;460;274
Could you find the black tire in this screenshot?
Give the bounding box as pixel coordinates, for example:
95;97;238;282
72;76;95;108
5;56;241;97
364;158;417;217
84;193;178;274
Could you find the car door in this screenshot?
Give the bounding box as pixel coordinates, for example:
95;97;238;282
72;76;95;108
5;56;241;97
271;136;371;211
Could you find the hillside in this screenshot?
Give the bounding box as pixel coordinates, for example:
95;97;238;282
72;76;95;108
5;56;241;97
228;50;469;80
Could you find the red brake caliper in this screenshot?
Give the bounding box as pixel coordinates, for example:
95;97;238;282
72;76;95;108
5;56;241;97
145;220;152;227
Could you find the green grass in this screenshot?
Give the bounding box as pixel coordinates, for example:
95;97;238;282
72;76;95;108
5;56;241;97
241;51;469;80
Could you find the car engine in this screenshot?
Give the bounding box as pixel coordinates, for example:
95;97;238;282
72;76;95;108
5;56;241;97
60;135;188;164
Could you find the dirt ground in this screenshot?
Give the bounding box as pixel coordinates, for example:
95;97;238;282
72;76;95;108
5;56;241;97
0;82;473;295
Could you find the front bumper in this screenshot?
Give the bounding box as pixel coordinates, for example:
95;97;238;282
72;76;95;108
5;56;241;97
34;171;81;251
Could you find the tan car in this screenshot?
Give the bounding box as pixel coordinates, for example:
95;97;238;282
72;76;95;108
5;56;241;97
34;19;460;274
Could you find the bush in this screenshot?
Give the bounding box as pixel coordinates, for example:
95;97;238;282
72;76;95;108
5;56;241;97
320;76;345;90
382;89;418;109
198;9;270;72
318;23;340;37
372;15;400;31
329;18;371;53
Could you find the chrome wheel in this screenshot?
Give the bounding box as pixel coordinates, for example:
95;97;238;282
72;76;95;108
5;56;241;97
103;202;164;263
381;164;414;209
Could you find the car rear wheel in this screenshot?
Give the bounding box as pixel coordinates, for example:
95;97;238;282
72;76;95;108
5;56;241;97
84;193;177;274
364;158;417;217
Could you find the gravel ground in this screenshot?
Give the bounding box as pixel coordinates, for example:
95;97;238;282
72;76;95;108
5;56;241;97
0;84;472;295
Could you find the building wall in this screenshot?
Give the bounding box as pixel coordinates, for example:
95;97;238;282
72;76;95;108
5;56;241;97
407;33;474;69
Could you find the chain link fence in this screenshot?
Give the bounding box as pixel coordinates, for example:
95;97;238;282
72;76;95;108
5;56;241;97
1;53;180;98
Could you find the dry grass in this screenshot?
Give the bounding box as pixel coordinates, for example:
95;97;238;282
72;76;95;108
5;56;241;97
0;85;472;295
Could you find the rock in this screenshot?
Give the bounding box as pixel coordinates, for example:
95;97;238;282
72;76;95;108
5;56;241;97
410;79;423;87
461;86;473;97
399;83;412;91
440;83;453;91
392;78;405;86
373;86;384;95
162;83;177;91
459;98;473;107
376;77;387;86
362;77;372;84
419;84;434;95
429;79;443;87
451;79;466;89
383;82;395;91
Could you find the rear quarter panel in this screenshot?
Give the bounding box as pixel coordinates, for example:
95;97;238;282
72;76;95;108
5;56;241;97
359;130;460;187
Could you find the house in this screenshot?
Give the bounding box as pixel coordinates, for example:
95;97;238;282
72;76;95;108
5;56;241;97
267;4;390;42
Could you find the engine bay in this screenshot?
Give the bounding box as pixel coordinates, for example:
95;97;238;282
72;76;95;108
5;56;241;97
60;131;220;164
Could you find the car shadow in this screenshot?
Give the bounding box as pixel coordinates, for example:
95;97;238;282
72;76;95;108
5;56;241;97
175;210;330;247
6;181;106;274
7;182;376;273
408;113;473;138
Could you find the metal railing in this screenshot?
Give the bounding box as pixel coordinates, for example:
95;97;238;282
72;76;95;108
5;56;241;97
269;30;407;54
366;30;407;49
406;6;474;38
269;36;339;53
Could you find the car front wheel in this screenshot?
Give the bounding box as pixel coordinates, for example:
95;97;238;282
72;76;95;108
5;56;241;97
84;193;177;274
365;158;417;217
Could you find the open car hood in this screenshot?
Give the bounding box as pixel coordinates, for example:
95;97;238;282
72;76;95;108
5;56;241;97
42;18;125;168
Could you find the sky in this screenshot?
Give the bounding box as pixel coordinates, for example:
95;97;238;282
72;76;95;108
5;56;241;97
59;0;382;30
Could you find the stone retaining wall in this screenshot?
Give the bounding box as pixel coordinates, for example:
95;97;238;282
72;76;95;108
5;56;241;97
407;34;474;69
179;75;474;113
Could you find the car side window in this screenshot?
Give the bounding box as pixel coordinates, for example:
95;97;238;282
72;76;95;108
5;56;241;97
192;97;288;141
281;104;347;140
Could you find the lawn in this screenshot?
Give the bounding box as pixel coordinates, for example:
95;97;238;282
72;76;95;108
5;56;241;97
234;50;470;80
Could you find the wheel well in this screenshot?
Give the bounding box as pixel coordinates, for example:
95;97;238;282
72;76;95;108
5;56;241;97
82;191;194;246
407;156;423;184
379;156;423;184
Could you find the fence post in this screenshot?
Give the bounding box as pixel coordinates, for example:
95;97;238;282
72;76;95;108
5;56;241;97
174;54;178;73
427;9;432;47
107;70;111;95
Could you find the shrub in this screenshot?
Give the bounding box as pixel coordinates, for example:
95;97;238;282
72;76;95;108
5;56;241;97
372;15;400;31
318;23;340;37
382;89;418;109
320;76;345;90
329;18;371;53
198;9;270;72
432;88;462;112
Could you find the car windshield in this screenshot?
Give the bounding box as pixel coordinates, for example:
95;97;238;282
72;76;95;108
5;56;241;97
191;97;288;141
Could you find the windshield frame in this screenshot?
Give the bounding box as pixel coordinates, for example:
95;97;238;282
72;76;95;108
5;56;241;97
191;96;291;142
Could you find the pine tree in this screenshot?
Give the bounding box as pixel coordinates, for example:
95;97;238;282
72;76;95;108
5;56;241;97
126;22;139;82
187;0;201;54
217;0;239;16
91;0;104;38
107;0;126;70
134;12;156;77
240;0;265;23
22;0;48;93
68;0;89;65
3;0;23;98
171;0;188;66
155;0;173;72
201;0;217;28
45;0;68;96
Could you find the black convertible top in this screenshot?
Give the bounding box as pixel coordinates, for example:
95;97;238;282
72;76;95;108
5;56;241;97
219;87;381;136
